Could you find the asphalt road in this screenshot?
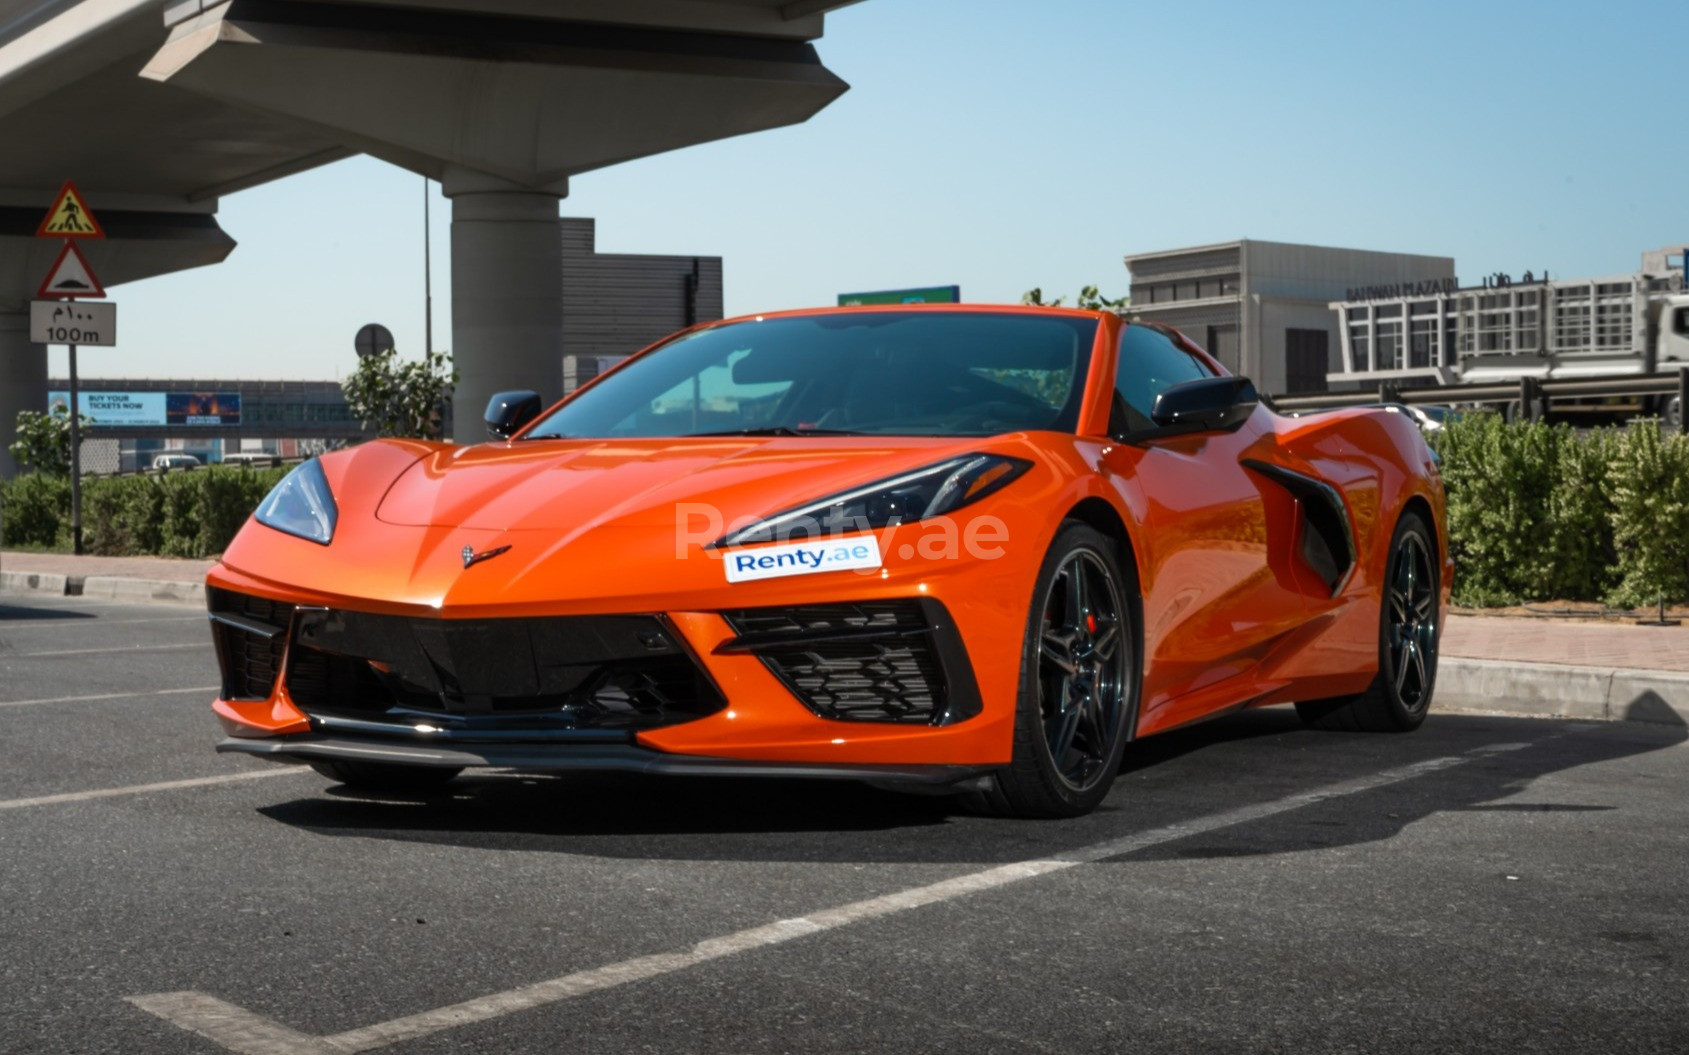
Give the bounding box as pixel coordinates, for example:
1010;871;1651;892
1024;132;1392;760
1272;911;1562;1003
2;592;1686;1055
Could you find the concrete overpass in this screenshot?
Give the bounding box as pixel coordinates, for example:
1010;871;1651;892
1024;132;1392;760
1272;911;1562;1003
0;0;861;474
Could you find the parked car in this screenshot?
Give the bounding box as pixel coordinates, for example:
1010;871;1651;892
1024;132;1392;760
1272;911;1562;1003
222;452;281;468
1403;404;1459;433
207;306;1449;818
151;453;201;471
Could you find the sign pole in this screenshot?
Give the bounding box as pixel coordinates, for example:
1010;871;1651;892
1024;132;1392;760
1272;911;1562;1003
68;337;82;555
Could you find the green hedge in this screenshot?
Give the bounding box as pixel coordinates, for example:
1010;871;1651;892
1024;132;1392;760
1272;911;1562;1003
1432;414;1689;609
0;466;287;559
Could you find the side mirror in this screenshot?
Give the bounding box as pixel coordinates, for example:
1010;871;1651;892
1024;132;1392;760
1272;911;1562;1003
484;390;542;440
1149;376;1259;433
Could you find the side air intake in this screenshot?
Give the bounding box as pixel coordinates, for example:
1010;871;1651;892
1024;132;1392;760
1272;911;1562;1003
1242;460;1357;595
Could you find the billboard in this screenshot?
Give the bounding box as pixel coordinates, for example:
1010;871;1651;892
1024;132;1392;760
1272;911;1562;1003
167;392;241;426
49;391;166;426
837;285;961;306
47;391;241;426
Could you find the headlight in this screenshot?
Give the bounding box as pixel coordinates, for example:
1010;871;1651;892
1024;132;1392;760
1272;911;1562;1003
254;458;338;545
716;454;1031;547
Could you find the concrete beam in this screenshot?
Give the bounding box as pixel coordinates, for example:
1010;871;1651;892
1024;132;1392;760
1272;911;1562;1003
142;1;850;191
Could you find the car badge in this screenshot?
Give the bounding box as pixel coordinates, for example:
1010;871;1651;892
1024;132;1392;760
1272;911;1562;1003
461;544;511;569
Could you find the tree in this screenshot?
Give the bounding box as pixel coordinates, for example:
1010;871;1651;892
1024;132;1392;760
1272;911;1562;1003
8;405;92;476
1021;285;1131;314
341;348;457;440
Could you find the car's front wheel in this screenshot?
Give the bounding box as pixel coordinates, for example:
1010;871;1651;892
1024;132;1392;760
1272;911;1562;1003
309;759;463;792
972;521;1138;819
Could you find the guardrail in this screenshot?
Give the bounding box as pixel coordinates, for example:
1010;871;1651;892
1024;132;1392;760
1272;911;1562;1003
1271;370;1689;431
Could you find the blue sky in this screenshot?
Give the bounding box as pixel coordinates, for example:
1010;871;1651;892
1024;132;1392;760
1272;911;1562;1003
56;0;1689;381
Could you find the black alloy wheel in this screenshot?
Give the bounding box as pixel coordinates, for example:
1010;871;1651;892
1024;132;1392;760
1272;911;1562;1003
1297;510;1439;732
973;521;1138;818
1386;526;1438;710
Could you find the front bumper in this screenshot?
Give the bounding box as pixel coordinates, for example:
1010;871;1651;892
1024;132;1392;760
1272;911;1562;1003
206;578;1019;770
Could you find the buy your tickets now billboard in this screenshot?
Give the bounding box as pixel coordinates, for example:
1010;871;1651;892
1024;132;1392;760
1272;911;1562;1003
48;391;242;426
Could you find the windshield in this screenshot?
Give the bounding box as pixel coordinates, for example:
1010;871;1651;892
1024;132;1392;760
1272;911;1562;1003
524;311;1099;439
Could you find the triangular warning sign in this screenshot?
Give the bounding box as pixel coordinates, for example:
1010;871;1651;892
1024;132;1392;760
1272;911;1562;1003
36;181;104;239
37;241;105;299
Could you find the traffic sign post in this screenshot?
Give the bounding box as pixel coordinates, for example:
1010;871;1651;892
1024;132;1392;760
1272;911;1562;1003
30;301;115;346
35;182;108;555
354;322;395;358
36;181;105;239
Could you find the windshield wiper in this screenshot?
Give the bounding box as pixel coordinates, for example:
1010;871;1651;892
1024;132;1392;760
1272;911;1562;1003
687;426;864;437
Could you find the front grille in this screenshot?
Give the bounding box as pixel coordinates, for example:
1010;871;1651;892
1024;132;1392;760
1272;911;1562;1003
721;601;979;725
282;609;724;738
207;588;295;701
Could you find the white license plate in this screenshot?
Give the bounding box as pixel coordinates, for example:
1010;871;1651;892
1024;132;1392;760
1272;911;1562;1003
722;536;883;583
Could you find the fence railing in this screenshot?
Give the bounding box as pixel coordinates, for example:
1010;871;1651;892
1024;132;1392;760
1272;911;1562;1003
1270;370;1689;431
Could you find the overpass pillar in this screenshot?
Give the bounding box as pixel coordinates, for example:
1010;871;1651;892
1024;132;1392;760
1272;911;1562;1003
0;313;46;478
445;173;565;446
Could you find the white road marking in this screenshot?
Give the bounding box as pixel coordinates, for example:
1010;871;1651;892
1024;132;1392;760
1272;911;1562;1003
2;642;210;658
127;741;1536;1054
125;993;334;1055
0;685;218;709
0;768;305;810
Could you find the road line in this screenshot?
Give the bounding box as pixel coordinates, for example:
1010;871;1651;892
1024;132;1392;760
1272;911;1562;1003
0;685;218;709
0;768;305;810
127;993;344;1055
2;642;210;658
127;739;1539;1054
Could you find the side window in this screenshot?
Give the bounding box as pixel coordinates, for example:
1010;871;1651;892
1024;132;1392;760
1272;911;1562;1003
1675;307;1689;338
1112;325;1214;433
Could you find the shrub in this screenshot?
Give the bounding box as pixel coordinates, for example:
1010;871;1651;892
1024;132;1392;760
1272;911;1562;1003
83;475;165;556
0;472;71;549
4;465;289;558
1605;426;1689;609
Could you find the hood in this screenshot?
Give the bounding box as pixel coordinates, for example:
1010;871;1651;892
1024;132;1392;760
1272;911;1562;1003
375;436;987;536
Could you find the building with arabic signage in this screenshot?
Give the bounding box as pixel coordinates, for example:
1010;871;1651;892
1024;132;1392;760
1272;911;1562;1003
1123;240;1456;395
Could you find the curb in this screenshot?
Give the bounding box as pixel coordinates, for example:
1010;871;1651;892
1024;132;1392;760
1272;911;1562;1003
78;576;205;606
1;571;205;606
1437;657;1689;726
0;569;73;596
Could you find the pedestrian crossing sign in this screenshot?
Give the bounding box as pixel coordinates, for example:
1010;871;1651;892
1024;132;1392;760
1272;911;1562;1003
36;181;104;239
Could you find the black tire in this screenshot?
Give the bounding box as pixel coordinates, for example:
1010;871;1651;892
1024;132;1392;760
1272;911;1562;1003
309;759;463;792
971;521;1139;818
1296;510;1439;732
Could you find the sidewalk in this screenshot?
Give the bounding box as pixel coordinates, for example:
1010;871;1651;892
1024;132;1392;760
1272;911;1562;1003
4;549;1688;724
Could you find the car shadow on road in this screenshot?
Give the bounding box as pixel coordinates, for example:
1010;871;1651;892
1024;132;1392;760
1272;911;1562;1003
254;699;1687;866
0;602;95;622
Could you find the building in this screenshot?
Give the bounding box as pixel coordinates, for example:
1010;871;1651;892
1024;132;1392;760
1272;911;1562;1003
1327;245;1686;388
1123;240;1456;394
560;217;723;391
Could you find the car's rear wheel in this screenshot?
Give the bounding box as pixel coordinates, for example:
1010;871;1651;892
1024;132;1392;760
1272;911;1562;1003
309;759;463;792
972;521;1138;819
1296;510;1439;732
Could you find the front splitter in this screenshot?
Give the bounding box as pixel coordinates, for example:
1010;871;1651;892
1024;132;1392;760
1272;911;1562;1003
217;735;993;786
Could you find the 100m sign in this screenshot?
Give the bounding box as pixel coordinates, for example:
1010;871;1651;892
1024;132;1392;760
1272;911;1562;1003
29;300;116;346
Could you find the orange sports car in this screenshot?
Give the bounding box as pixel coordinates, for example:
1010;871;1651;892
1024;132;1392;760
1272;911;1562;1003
208;305;1448;818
